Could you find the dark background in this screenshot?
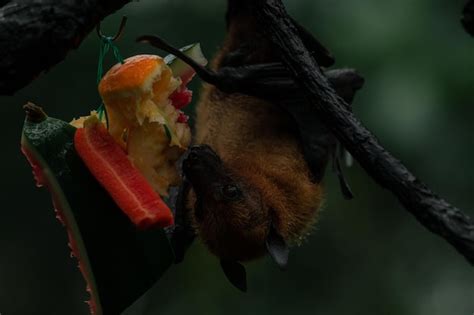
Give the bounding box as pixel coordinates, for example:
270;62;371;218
1;0;473;314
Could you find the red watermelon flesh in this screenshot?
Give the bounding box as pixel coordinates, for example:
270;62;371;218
74;117;174;229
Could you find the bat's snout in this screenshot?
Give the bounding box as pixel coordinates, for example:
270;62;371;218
182;145;222;176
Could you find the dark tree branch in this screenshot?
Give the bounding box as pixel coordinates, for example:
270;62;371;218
250;0;474;264
462;0;474;36
0;0;131;95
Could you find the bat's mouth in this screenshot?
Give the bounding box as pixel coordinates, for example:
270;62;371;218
182;145;226;191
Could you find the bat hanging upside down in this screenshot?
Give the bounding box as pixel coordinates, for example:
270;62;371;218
138;1;364;291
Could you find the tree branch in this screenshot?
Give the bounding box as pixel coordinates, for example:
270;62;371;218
0;0;130;95
251;0;474;264
462;0;474;36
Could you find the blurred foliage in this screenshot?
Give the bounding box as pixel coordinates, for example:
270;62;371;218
0;0;473;314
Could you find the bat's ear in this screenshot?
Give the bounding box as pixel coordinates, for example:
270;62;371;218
220;259;247;292
266;223;289;270
332;145;354;200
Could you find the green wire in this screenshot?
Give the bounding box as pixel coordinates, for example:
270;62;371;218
96;36;125;127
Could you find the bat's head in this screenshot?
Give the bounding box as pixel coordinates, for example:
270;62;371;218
183;145;270;262
183;145;290;291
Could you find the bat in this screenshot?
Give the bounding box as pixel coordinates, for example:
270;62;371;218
139;2;364;292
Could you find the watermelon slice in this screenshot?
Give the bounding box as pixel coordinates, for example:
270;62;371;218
21;104;174;315
74;116;174;229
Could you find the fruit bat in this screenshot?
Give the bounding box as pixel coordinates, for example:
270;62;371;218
138;1;364;292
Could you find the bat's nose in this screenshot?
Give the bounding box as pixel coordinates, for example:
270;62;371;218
189;144;214;154
182;145;222;177
186;145;220;161
186;150;200;163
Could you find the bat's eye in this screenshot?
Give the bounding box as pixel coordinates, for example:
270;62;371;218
222;184;242;201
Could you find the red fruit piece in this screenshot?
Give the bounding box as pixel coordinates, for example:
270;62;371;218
170;87;193;109
169;71;195;110
74;117;174;229
177;112;189;124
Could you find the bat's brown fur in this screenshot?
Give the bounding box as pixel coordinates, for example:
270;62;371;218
188;14;323;262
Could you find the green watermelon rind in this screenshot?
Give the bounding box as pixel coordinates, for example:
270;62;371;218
21;118;102;314
21;115;175;315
